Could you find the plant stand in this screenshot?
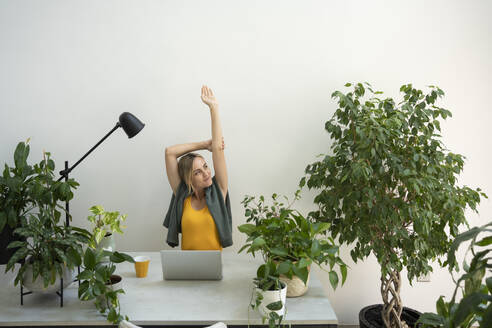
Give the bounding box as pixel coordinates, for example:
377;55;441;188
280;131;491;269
19;265;80;307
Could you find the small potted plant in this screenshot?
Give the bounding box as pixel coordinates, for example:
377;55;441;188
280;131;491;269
239;191;346;297
78;205;135;324
303;82;486;328
250;260;287;328
78;246;134;324
87;205;127;252
418;221;492;328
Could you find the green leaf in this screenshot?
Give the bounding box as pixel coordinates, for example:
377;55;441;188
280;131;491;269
314;222;331;234
238;243;251;254
417;312;445;326
340;265;347;285
270;247;289;257
78;270;93;281
14;142;29;170
66;247;82;266
6;240;26;249
328;271;339;290
252;237;266;248
266;301;283;311
436;296;448;317
311;240;321;257
298;258;311;269
84;248;96;270
238;224;256;235
110;251;135;263
476;236;492;247
278;261;292;275
107;307;118;323
292;265;309;285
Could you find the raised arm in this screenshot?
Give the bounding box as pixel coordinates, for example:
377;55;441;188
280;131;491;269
165;141;209;195
201;85;228;199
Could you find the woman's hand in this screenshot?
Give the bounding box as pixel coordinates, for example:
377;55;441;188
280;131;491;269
206;137;225;152
201;85;219;109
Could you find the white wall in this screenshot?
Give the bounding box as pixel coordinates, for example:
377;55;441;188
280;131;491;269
1;0;491;325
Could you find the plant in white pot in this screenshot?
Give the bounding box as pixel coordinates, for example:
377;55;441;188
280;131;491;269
239;192;346;297
302;82;486;328
78;205;135;324
251;260;287;328
78;246;134;324
87;205;127;252
4;148;89;293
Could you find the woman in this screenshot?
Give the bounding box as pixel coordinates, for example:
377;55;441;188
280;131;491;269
163;86;232;250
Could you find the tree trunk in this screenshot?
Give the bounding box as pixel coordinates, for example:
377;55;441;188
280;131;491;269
380;269;409;328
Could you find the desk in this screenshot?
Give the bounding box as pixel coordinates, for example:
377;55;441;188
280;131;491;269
0;251;338;327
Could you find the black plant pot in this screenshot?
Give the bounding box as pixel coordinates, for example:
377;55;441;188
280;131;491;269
360;304;421;328
0;225;20;265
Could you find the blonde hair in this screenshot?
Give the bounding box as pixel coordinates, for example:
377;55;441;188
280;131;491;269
178;153;204;195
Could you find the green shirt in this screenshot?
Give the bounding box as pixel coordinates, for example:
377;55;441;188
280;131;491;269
163;176;233;248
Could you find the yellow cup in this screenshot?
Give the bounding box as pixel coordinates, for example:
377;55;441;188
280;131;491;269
134;256;150;278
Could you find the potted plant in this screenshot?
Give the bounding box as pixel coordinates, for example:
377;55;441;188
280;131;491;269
418;221;492;328
78;205;135;324
0;141;33;265
250;260;287;328
239;191;346;297
4;146;87;292
0;140;79;265
86;205;127;252
302;82;486;328
78;247;134;324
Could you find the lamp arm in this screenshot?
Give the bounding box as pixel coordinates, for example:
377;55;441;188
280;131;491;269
58;122;121;181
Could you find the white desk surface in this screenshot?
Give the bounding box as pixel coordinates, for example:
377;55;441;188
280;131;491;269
0;251;338;326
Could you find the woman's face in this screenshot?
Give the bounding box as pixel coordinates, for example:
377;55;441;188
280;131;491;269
191;156;212;191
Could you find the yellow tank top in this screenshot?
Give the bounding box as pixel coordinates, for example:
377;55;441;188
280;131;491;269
181;196;222;250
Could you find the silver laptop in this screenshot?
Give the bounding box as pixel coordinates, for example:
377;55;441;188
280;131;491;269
160;250;223;280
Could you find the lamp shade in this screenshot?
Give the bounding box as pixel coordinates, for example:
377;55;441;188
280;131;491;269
119;112;145;138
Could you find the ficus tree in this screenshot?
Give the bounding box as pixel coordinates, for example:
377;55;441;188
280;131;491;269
302;82;486;328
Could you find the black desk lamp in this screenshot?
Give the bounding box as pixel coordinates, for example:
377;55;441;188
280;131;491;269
58;112;145;226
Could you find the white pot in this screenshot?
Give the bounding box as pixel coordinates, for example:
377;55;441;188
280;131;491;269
96;275;122;310
254;282;287;317
22;264;74;293
97;233;115;252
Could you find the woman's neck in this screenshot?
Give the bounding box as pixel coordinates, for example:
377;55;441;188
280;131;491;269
193;189;205;201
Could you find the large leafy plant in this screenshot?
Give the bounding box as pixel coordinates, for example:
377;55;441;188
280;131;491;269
303;83;486;328
238;192;346;289
418;221;492;328
3;143;86;286
0;141;78;233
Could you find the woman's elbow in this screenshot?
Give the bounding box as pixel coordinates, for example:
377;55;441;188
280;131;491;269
165;147;173;157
